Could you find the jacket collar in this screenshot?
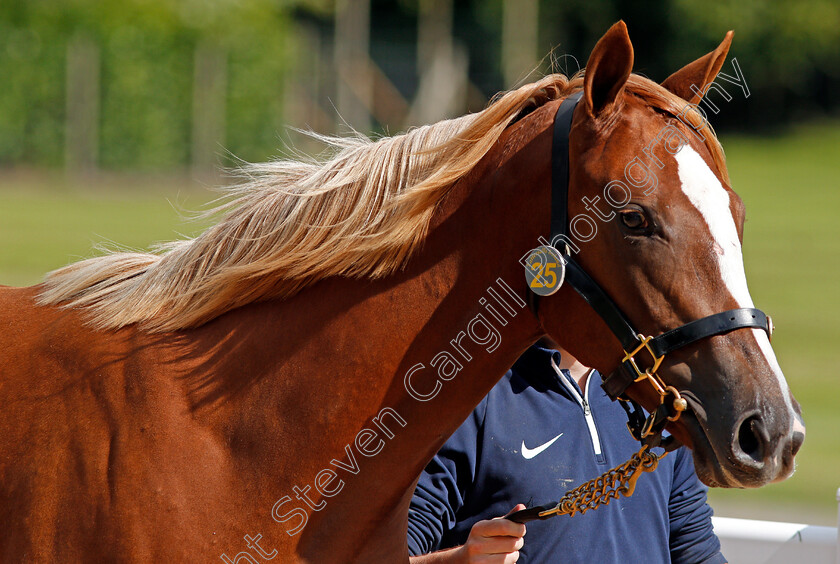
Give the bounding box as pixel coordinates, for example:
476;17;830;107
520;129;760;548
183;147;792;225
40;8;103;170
511;345;603;400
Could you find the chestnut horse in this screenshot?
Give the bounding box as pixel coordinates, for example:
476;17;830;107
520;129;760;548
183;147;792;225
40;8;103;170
0;22;803;563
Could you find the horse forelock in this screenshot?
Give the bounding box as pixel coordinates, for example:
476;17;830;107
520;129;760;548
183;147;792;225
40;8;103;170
36;72;725;333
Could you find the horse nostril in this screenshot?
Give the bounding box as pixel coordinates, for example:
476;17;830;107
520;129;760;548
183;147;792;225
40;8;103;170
791;431;805;456
736;415;766;463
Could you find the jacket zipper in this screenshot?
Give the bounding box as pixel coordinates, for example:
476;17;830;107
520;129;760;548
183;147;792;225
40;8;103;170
552;359;603;457
581;375;603;456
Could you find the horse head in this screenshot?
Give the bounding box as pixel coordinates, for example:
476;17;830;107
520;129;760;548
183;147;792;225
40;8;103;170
538;22;804;488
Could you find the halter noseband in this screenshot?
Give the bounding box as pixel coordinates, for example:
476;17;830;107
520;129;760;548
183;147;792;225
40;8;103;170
535;91;774;444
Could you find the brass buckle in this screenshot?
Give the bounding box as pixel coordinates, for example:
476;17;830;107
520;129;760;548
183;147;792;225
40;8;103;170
622;334;664;381
621;335;688;439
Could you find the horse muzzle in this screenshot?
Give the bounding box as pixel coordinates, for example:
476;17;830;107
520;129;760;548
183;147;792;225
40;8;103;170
680;392;805;488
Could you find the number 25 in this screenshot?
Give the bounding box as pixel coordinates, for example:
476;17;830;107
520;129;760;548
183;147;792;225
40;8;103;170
530;261;558;289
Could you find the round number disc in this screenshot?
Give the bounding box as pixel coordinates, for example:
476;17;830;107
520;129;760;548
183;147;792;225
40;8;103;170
524;245;566;296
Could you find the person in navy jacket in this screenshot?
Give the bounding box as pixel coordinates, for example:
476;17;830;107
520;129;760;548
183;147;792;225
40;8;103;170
407;343;726;563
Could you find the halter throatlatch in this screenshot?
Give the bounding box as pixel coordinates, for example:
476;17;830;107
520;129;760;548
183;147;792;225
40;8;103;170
509;92;774;524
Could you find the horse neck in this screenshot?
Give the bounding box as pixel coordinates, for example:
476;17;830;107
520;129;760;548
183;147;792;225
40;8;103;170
287;111;559;558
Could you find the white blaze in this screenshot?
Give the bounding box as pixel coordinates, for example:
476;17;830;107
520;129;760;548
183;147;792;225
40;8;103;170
675;146;796;422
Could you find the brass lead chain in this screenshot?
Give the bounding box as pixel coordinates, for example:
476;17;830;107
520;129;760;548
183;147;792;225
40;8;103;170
537;445;664;518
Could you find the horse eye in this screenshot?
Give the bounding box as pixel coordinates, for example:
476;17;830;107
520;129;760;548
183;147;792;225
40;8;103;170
619;209;648;230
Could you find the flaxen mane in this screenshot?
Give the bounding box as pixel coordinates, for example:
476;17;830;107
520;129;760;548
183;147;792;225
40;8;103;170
38;73;726;332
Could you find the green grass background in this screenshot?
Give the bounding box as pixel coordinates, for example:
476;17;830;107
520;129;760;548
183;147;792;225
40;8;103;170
1;122;838;524
0;175;215;287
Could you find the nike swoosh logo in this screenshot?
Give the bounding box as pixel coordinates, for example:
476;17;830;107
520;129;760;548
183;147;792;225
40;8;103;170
521;434;563;459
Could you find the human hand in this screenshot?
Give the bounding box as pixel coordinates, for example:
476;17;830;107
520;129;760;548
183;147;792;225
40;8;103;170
455;504;527;563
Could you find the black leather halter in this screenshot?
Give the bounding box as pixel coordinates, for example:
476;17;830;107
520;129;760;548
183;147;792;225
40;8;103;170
539;92;773;429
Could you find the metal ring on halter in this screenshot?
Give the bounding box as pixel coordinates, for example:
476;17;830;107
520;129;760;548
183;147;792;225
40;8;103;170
665;385;687;421
640;412;658;439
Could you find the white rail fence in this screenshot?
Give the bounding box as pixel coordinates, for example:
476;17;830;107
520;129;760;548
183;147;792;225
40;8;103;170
711;488;840;563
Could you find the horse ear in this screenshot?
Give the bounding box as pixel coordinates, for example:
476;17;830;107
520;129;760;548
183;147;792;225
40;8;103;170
661;31;734;104
583;21;634;118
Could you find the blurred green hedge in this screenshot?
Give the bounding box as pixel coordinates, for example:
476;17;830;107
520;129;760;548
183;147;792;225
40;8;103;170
2;0;839;170
0;0;293;169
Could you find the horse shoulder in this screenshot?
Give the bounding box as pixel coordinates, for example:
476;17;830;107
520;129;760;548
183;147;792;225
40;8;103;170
0;285;246;560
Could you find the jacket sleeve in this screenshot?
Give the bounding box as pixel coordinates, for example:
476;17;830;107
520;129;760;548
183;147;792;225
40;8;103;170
668;448;727;564
406;396;488;556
